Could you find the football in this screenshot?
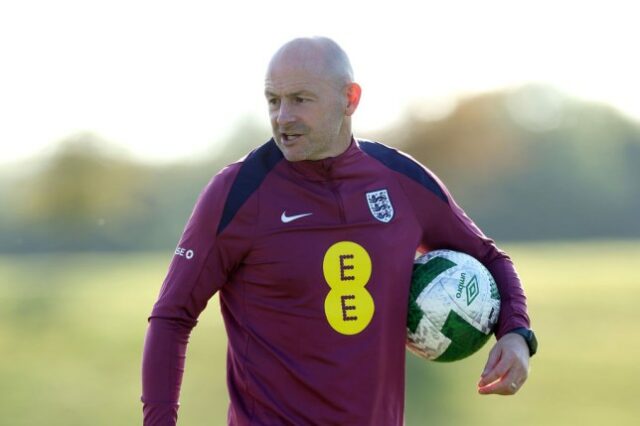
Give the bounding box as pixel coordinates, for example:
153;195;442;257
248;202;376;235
407;250;500;362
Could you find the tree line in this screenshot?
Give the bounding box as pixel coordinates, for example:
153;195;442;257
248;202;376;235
2;85;639;253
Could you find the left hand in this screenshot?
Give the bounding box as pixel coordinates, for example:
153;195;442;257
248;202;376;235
477;332;530;395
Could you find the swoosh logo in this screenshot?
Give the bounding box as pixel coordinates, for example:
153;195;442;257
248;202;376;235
281;211;313;223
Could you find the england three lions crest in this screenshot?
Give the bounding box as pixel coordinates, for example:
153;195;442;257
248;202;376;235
366;189;394;223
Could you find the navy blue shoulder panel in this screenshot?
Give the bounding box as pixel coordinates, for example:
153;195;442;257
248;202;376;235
358;140;448;204
217;139;283;235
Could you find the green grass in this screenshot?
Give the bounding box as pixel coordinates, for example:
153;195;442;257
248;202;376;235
1;241;639;425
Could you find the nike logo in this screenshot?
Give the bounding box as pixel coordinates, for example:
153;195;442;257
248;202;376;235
281;211;313;223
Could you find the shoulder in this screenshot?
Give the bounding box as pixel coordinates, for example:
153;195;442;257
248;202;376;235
212;139;284;234
357;139;448;203
204;139;283;195
225;138;284;187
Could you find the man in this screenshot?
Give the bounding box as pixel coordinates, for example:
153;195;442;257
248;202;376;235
141;37;536;425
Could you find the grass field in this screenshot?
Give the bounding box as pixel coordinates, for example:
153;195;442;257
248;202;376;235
1;241;639;425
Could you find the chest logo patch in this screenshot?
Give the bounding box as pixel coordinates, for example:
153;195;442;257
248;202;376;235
322;241;375;335
366;189;394;223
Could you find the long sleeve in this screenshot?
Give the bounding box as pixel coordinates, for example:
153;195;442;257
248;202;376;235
357;140;530;338
141;163;251;425
399;162;530;338
141;317;193;425
427;187;529;337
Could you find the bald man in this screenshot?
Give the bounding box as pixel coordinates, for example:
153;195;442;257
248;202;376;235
265;37;359;162
141;37;536;425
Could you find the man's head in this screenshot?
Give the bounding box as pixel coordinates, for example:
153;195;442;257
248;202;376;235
265;37;361;162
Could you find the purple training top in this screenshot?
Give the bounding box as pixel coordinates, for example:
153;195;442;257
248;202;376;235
141;138;529;425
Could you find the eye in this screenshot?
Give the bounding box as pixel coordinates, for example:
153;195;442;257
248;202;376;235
267;97;279;106
295;96;307;104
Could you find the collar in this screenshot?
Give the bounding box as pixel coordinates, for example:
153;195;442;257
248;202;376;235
286;137;361;182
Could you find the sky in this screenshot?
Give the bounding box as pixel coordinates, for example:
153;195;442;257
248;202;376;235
1;0;638;165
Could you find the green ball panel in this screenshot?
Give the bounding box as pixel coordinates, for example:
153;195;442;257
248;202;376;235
434;309;493;362
407;256;457;333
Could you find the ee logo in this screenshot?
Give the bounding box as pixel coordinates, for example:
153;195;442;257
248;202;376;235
322;241;374;335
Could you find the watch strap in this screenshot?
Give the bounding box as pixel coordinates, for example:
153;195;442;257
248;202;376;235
507;327;538;357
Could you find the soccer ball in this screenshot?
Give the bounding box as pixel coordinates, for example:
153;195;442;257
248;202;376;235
407;250;500;362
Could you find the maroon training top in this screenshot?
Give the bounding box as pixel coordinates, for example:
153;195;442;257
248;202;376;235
141;138;529;425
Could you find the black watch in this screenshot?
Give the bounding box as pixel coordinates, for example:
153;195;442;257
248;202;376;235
508;327;538;357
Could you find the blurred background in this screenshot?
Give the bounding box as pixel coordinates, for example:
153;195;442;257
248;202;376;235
1;0;639;425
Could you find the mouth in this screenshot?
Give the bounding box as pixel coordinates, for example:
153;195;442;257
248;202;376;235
280;133;303;144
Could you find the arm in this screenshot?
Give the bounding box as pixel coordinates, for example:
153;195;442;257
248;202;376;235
428;196;535;395
141;317;194;424
401;169;530;336
399;163;533;394
141;165;248;425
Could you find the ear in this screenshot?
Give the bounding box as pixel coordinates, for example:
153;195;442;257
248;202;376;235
345;83;362;116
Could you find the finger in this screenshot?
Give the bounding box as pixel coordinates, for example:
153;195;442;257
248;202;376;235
478;351;512;387
479;359;529;395
478;370;521;395
478;379;512;395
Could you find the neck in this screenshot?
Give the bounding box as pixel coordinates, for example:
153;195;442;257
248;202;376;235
330;121;352;157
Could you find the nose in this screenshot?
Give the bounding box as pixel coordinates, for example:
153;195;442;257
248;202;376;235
276;101;295;127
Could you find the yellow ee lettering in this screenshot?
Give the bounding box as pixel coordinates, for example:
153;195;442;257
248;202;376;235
341;295;357;321
322;241;375;335
339;254;355;281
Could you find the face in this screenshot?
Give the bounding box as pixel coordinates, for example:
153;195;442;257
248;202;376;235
265;58;352;162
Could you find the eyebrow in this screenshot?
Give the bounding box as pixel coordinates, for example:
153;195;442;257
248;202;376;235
264;90;316;98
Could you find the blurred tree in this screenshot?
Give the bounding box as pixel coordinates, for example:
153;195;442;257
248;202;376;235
1;119;272;253
393;85;640;241
17;133;147;223
8;132;153;251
